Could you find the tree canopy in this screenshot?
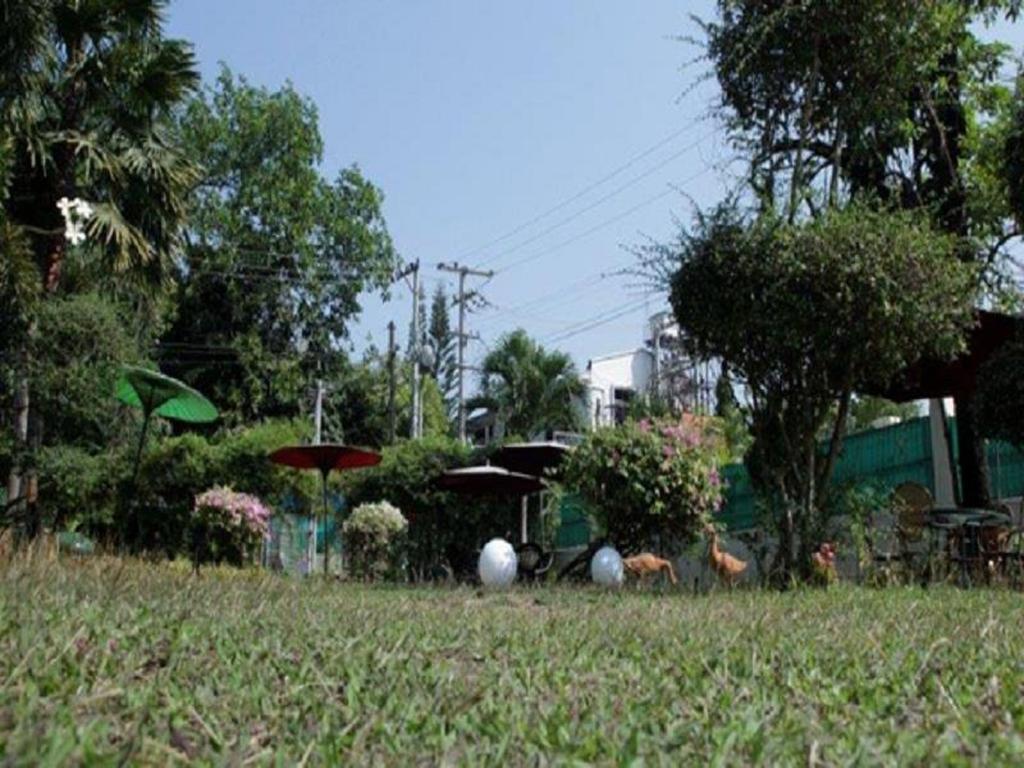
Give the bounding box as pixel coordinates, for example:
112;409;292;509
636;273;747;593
473;329;584;439
669;203;975;579
1;0;200;530
164;67;399;423
694;0;1023;510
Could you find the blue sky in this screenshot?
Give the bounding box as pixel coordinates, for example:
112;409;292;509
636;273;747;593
165;0;731;374
165;2;1023;379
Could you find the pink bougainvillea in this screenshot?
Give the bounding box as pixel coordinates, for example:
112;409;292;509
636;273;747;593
562;416;724;552
193;486;272;564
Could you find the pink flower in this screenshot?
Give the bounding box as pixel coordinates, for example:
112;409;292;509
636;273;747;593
638;419;652;434
194;486;272;537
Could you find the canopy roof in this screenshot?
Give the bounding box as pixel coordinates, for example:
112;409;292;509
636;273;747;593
491;441;572;478
865;310;1024;403
438;465;546;496
269;444;382;476
116;365;218;423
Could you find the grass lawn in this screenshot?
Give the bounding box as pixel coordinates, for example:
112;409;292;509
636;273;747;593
2;558;1023;765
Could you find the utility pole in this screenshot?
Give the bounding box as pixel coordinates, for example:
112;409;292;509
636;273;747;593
437;262;494;442
392;260;422;439
387;321;397;443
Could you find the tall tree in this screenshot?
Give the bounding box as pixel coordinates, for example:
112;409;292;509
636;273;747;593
428;284;458;423
669;204;974;580
473;329;584;439
1;0;199;527
164;68;398;423
700;0;1022;506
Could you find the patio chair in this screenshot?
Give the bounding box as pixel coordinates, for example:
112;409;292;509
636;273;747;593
873;482;934;582
975;503;1017;583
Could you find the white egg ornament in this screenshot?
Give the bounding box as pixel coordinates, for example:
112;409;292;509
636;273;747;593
478;538;518;588
590;545;624;587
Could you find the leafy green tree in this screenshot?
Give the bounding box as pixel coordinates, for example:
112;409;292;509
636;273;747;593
29;293;143;451
1;0;199;525
164;67;398;423
669;203;974;580
428;284;459;423
700;0;1021;506
473;329;585;439
321;351;448;448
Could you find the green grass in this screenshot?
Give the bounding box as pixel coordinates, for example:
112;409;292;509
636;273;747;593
2;558;1023;766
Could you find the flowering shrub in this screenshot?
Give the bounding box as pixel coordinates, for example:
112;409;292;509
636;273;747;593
342;501;408;580
193;486;272;567
561;417;723;554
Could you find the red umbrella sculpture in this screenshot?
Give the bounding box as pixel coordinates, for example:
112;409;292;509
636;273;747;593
268;444;381;574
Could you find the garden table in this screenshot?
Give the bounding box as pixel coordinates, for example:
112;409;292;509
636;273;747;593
928;507;1013;585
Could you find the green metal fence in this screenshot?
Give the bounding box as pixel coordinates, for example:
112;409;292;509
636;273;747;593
719;418;935;532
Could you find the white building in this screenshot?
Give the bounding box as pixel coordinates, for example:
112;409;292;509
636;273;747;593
579;348;656;429
577;313;713;429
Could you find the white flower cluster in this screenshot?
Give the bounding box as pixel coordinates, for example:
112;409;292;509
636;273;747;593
56;197;94;246
343;501;408;541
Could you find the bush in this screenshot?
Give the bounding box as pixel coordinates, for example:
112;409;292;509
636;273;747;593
111;421;311;561
342;436;514;580
342;501;408;580
561;416;723;554
36;444;129;538
193;486;272;567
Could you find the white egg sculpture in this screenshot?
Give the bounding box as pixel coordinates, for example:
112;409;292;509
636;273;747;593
591;545;624;587
478;538;518;588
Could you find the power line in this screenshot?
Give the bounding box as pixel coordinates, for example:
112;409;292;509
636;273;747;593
495;160;717;277
457;120;706;265
475;130;714;270
475;267;623;330
543;296;657;346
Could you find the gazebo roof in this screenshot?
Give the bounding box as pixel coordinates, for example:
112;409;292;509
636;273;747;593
866;310;1024;403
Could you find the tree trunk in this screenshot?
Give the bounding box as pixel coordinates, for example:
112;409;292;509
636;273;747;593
5;338;30;530
954;391;990;508
928;41;991;509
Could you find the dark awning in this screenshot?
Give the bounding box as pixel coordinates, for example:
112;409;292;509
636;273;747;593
438;465;546;496
491;441;572;478
863;310;1024;403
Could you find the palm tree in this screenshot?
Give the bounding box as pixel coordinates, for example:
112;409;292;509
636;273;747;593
1;0;199;527
473;329;585;439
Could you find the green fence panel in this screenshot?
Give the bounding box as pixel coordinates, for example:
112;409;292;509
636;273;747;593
988;439;1024;499
716;417;935;531
718;464;757;531
555;493;592;549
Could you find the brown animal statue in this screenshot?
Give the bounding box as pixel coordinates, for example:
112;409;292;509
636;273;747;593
622;553;678;585
811;541;838;585
705;524;747;587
